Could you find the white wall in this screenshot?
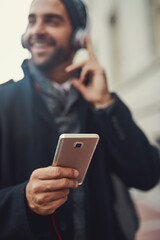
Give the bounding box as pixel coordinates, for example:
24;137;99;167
0;0;32;84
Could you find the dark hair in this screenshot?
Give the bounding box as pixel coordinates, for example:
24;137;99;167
61;0;87;30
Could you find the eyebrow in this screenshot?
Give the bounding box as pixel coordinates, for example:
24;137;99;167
28;13;64;22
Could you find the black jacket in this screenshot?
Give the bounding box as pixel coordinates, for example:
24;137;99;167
0;61;159;240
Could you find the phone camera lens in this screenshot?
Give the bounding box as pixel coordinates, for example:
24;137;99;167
76;143;82;148
74;143;82;148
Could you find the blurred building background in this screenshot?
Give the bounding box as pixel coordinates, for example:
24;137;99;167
0;0;160;239
87;0;160;145
85;0;160;239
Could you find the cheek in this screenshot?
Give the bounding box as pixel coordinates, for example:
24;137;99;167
50;27;73;44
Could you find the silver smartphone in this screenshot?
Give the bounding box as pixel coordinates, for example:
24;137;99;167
52;133;99;185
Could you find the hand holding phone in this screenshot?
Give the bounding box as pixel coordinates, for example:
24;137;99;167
52;133;99;185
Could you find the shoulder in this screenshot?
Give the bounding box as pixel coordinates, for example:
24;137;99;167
0;79;14;86
0;75;31;92
0;79;20;99
0;79;15;90
0;76;32;109
0;79;22;89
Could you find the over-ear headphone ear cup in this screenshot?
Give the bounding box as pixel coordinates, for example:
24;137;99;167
72;0;90;50
72;28;87;49
21;33;27;49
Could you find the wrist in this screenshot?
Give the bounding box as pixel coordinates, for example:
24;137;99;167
94;93;114;109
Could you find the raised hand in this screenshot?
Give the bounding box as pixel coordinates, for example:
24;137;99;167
66;36;114;109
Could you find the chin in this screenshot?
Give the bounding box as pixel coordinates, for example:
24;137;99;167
31;46;73;71
33;59;54;71
32;55;49;67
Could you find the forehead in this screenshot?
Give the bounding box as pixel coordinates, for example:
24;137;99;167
30;0;67;16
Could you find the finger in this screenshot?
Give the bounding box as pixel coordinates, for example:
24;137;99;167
34;189;70;205
72;79;87;95
34;178;78;193
33;195;68;215
79;65;91;84
85;35;97;61
31;166;79;180
52;178;78;190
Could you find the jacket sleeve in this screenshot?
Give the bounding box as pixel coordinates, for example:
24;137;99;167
93;93;160;190
0;182;32;239
0;182;57;240
0;82;59;240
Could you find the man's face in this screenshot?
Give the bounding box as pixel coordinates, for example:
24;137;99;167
24;0;74;70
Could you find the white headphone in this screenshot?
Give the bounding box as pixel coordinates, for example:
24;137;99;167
72;0;90;49
21;0;90;50
21;33;27;49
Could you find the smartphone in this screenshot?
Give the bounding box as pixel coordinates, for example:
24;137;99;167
52;133;99;185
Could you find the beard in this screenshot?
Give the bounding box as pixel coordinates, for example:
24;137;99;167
30;36;74;72
37;46;73;71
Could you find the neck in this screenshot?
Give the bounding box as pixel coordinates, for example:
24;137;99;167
45;58;74;85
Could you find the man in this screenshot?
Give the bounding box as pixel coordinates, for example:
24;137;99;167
0;0;159;239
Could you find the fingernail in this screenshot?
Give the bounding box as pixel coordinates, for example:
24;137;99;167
74;170;79;177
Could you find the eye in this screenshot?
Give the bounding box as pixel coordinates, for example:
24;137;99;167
28;16;36;26
45;15;64;27
46;18;61;26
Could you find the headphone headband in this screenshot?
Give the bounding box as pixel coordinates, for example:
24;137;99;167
61;0;90;49
61;0;87;29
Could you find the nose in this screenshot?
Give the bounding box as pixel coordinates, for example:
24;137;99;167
32;20;46;35
24;18;48;48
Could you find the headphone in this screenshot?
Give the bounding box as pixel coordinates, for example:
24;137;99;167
21;0;90;50
72;0;90;49
21;33;27;49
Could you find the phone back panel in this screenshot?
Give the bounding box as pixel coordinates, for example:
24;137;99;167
53;134;99;184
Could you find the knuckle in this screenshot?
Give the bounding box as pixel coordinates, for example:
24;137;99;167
54;167;61;178
36;195;45;205
31;169;39;179
32;182;41;193
61;178;69;188
44;183;51;192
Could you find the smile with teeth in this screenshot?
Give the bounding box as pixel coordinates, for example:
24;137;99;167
32;42;50;48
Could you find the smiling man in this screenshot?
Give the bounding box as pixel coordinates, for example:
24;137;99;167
24;0;75;80
0;0;160;240
25;0;74;71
